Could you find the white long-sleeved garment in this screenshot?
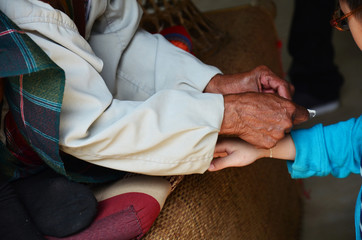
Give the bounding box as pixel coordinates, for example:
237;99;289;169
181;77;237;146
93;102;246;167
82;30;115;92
0;0;224;175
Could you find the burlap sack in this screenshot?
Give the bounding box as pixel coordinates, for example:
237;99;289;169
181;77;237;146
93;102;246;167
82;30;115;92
140;3;302;240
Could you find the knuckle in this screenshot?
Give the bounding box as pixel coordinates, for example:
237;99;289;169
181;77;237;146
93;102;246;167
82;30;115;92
271;130;285;140
280;122;293;133
264;140;276;149
285;103;297;115
284;120;293;129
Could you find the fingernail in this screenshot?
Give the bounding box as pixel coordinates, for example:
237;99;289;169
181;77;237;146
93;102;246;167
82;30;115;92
208;163;215;170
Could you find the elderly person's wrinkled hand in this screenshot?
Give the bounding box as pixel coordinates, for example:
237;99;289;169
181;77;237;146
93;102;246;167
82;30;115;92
204;65;307;148
204;65;294;99
220;92;309;149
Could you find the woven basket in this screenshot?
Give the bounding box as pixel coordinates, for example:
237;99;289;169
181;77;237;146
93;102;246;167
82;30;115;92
137;0;227;56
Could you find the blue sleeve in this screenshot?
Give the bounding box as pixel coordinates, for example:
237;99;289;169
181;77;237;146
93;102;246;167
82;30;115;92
287;116;362;179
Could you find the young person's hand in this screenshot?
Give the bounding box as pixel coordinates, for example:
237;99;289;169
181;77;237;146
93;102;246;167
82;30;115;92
209;138;267;172
209;135;296;172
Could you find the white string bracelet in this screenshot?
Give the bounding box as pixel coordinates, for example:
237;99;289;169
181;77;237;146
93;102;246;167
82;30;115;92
269;148;273;158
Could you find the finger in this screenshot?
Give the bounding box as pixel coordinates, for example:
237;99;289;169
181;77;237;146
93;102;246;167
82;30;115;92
214;140;228;153
213;152;228;158
275;84;292;100
208;155;235;172
256;77;263;93
289;83;295;96
257;67;292;99
292;104;310;125
262;89;276;94
262;77;292;100
249;134;278;149
208;158;224;171
284;126;292;134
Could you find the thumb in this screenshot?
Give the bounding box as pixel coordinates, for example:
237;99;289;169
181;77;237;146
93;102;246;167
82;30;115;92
208;157;230;172
292;104;309;125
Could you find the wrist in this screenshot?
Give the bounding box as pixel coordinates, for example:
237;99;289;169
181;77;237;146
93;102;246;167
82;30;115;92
256;147;270;159
204;74;223;93
219;95;239;136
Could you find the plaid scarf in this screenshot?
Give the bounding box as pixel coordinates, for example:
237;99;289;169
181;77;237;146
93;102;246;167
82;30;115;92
0;10;124;183
0;3;194;184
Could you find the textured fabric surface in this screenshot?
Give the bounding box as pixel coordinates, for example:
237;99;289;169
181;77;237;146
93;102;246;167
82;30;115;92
160;26;193;53
96;193;160;237
0;9;126;183
47;205;143;240
0;10;65;180
46;192;161;240
142;5;302;240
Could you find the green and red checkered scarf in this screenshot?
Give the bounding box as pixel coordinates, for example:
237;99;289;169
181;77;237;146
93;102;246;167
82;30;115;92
0;10;124;183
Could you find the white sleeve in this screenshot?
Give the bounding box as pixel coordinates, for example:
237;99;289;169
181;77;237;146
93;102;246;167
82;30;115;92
87;0;222;100
29;33;225;176
2;0;225;176
116;29;222;96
